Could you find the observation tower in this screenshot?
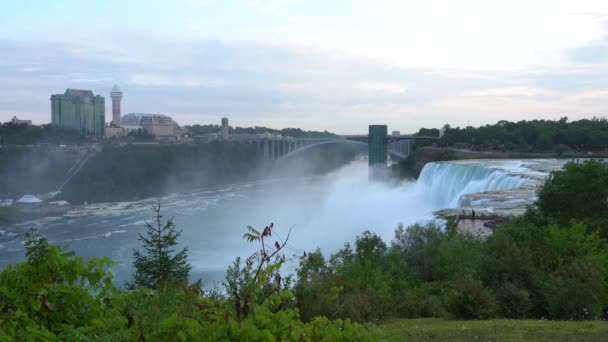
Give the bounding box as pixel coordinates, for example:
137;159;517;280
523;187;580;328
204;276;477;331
110;84;123;126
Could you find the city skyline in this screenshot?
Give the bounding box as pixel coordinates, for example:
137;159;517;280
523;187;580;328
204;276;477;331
1;0;608;134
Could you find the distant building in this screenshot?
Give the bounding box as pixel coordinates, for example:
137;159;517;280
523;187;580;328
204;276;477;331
10;116;32;125
110;84;123;126
105;123;133;138
50;89;105;136
192;132;219;141
121;113;181;139
221;117;229;139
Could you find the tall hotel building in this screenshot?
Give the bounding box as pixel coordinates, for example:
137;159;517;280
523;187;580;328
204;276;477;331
50;89;105;136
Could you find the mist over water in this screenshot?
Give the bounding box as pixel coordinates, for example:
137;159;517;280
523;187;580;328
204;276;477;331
0;158;533;287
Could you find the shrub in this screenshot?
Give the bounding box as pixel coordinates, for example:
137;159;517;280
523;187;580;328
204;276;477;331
447;278;497;319
393;222;446;282
495;283;531;318
545;260;606;320
400;285;446;318
0;229;117;339
536;160;608;235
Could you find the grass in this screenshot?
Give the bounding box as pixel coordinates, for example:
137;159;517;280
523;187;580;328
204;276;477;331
380;318;608;341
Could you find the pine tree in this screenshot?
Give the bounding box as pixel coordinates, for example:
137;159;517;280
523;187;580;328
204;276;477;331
127;202;191;289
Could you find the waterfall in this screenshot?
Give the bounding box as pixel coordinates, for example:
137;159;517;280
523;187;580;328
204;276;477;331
416;162;530;209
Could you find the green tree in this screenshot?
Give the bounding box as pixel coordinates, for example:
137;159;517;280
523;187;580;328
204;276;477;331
0;229;119;339
128;203;191;289
226;223;292;321
536;160;608;234
393;222;446;282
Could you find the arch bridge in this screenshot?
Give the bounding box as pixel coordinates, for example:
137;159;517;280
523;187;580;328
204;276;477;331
255;125;439;167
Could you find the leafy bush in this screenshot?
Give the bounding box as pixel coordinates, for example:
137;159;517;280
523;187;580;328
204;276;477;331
545;260;606;320
537;160;608;235
495;283;531;318
294;231;409;323
399;284;446;318
0;224;380;340
447;278;497;319
434;232;483;282
393;222;446;282
0;229;117;339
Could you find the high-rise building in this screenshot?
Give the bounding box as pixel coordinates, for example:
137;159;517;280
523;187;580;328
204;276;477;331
110;84;123;126
221;117;229;139
50;89;105;136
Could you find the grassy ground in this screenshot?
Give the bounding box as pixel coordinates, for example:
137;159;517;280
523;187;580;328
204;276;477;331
380;318;608;341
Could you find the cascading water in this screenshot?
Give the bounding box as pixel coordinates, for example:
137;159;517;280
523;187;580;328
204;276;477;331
416;162;530;208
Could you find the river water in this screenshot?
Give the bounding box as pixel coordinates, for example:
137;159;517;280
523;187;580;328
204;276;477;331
0;158;557;287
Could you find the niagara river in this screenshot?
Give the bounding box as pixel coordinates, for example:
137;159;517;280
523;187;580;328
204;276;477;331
0;158;565;287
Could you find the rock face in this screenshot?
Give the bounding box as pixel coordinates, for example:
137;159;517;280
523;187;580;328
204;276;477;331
456;219;494;239
430;159;568;222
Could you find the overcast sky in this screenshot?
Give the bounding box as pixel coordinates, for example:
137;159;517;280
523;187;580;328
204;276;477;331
1;0;607;133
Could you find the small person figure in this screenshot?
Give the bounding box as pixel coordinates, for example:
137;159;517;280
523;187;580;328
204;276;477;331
471;209;476;220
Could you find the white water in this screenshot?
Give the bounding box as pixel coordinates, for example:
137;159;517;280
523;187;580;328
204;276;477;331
0;159;541;286
417;162;531;208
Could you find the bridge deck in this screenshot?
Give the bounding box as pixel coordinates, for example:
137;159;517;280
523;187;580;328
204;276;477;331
341;135;439;141
254;135;438;141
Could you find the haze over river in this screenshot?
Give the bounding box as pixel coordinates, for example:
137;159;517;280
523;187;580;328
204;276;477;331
0;158;565;287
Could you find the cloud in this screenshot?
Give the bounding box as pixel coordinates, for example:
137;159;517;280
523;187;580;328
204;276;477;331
568;37;608;64
127;74;202;87
0;32;608;133
461;87;549;98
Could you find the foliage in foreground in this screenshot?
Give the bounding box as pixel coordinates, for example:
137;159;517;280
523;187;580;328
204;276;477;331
0;221;378;341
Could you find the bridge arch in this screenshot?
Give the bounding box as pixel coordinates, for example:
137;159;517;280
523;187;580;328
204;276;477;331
272;138;412;163
275;139;367;163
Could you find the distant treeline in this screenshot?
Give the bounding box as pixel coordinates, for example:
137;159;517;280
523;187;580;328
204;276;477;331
417;117;608;153
185;124;336;138
0;123;84;146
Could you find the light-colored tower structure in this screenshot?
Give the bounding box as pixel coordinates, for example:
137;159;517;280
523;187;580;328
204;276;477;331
221;117;229;139
110;84;123;126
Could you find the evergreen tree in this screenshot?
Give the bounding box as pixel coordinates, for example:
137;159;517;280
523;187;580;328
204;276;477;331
128;203;191;289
